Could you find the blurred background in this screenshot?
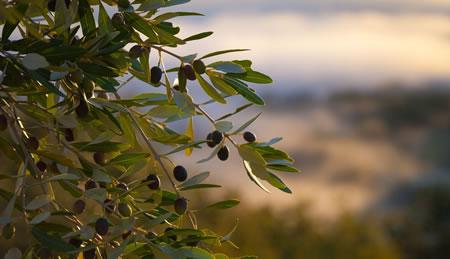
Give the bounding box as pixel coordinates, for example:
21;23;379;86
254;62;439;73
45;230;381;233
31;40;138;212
2;0;450;258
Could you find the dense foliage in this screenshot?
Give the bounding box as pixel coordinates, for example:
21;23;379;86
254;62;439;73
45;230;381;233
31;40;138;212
0;0;300;258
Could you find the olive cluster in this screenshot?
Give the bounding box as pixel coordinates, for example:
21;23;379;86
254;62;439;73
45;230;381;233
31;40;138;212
205;130;257;161
144;165;189;215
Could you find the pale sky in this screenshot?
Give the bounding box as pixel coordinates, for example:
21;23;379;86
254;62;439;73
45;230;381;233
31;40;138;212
161;0;450;92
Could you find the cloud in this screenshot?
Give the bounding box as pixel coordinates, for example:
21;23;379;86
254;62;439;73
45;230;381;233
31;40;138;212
172;12;450;90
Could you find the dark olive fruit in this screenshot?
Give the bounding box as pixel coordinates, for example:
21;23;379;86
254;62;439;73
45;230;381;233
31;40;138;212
183;64;196;81
69;238;82;248
37;247;52;259
97;92;109;99
47;0;56;11
83;248;96;259
47;0;70;12
72;199;86;214
95;218;109;236
111;13;125;29
118;203;132;217
26;136;39;150
122;230;132;240
150;66;162;84
217;145;229;161
81;78;95;95
243;131;256;143
174;197;187;215
104;199;115;213
64;128;74;142
93;152;106;165
206;132;216;148
129;45;143;59
165;227;176;241
186;235;199;247
50;162;60;173
116;182;128;191
36;160;47;172
2;223;15;240
146;231;157;239
193;60;206;74
0;114;7;131
146;174;160;190
173;165;187;182
69;69;84;84
85;180;97;190
75;99;89;118
211;130;223;145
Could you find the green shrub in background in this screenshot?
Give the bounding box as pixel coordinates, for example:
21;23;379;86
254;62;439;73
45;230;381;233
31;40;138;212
0;0;300;258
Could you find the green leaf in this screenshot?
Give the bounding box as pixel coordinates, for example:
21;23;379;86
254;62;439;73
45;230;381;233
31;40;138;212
185;116;194;157
163;140;206;156
197;143;222;163
184;31;213;41
25;195;53;210
164;228;204;236
152;134;191;144
224;77;264;105
33;150;75;167
243;160;270;193
208;61;245;74
139;47;151;84
58;181;83;198
208;75;238;95
214;254;230;259
30;211;51;224
206;199;240;210
178;172;210;189
123;12;158;42
2;3;28;43
71;141;130;152
164;0;191;8
39;46;87;61
39;173;80;184
173;91;195;116
78;62;119;77
267;172;292;194
78;0;96;35
108;235;133;259
31;228;75;252
197;73;226;104
253;145;294;163
153;25;185;44
181;53;197;63
238;146;270;181
108;153;150;167
228;70;273;84
119;113;140;150
85;188;107;202
137;0;165;11
180;184;221;191
266;164;299;173
201;49;250;59
98;2;113;35
215;121;233;133
154;12;203;23
141;212;172;229
255;137;282;147
22;53;49;70
233;113;261;133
